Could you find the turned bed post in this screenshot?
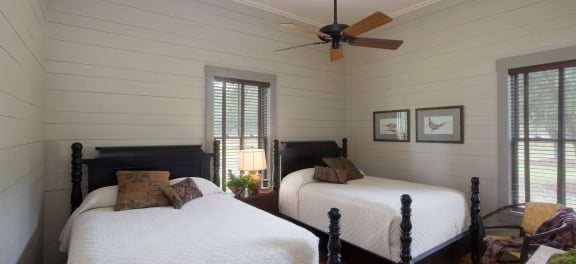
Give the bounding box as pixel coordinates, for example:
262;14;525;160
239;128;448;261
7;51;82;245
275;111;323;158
273;139;279;190
399;194;413;264
470;177;481;264
341;138;347;158
213;140;220;187
71;142;83;213
327;208;342;264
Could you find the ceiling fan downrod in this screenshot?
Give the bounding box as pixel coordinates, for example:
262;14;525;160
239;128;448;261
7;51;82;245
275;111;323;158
333;0;338;24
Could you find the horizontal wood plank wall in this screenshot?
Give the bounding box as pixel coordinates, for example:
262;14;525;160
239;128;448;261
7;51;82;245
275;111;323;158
43;0;345;262
0;0;46;263
344;0;576;215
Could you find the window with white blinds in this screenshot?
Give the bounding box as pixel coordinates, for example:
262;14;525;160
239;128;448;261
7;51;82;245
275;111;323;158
213;77;270;190
508;59;576;207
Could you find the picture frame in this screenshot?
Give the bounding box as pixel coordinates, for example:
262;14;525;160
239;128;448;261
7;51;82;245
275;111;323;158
415;105;463;143
373;109;410;142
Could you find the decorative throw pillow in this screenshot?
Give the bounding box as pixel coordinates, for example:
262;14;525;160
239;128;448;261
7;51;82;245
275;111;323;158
114;171;171;211
313;166;347;184
159;186;183;209
322;157;364;181
171;178;203;205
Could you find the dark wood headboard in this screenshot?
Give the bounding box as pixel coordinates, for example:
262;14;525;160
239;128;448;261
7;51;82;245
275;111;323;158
272;138;347;189
70;141;220;212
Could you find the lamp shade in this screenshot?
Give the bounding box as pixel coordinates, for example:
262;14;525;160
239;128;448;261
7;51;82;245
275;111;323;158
238;149;267;171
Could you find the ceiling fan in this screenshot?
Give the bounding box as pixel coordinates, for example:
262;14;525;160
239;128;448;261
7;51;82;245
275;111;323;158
275;0;404;62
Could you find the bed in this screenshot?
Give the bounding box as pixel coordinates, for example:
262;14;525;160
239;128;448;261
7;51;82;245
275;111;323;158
273;138;482;264
59;142;339;264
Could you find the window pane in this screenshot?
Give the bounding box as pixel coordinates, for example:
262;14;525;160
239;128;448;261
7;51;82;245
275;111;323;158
214;81;223;137
213;78;271;190
528;141;557;203
566;67;576;207
516;141;526;203
528;70;558;140
509;61;576;206
516;74;525;138
244;85;260;137
224;82;240;138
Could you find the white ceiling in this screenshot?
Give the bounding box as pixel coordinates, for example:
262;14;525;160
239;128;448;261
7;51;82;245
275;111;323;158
232;0;440;27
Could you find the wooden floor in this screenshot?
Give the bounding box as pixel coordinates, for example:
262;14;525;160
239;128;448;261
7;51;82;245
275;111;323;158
456;253;473;264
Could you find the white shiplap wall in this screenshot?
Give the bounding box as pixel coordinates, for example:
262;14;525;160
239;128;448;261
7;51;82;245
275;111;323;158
41;0;576;262
344;0;576;213
43;0;345;262
0;0;46;263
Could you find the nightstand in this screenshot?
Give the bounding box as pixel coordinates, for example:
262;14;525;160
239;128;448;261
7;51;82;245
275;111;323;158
238;190;279;215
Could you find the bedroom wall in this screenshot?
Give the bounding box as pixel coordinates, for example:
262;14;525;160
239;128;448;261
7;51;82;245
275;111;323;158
344;0;576;213
42;0;345;262
0;0;46;263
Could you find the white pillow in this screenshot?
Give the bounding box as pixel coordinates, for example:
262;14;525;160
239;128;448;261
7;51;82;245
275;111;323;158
170;177;223;195
281;168;315;189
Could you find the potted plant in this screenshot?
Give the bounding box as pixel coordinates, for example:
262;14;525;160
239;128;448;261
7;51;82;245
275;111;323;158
226;170;250;198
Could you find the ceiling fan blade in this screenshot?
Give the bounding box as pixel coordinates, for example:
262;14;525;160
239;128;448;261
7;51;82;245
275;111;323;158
343;12;393;37
274;42;324;52
349;38;403;50
281;23;328;38
330;47;343;62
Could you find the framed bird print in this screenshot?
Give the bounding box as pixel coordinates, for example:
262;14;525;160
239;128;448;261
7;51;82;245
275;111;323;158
415;105;463;143
373;109;410;142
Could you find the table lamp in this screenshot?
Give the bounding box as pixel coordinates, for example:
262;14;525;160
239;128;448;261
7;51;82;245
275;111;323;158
239;148;267;196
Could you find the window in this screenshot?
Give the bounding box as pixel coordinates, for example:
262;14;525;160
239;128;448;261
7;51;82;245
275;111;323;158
205;66;275;191
507;59;576;207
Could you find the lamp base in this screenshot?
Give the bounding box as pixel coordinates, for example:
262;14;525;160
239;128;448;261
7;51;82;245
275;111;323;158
247;171;261;196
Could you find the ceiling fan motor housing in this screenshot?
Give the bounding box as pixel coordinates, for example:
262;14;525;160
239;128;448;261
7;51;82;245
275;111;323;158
319;23;349;49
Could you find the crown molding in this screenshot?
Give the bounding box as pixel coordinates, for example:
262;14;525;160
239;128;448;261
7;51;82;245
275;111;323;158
232;0;324;26
389;0;441;18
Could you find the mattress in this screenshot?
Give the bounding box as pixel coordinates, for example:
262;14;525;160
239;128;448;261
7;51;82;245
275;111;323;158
60;177;319;264
279;168;469;261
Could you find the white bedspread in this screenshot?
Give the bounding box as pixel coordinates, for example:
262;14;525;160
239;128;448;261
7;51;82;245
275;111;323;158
60;177;319;264
279;169;469;262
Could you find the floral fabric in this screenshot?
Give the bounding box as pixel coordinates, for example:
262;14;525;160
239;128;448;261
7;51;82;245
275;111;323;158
114;171;171;211
482;207;576;264
322;157;364;181
313;166;348;184
172;178;203;205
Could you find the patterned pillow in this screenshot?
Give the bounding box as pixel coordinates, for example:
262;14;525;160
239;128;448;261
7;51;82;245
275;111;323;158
322;157;364;181
114;171;171;211
313;166;348;184
172;178;203;205
159;186;183;209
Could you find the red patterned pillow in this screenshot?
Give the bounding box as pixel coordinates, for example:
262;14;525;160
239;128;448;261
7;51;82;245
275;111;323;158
322;157;364;181
313;166;348;184
114;171;171;211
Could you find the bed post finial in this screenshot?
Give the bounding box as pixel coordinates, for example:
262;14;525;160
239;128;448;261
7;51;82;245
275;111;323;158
71;142;83;213
470;177;481;264
273;140;279;190
213;140;220;188
327;208;342;264
400;194;413;264
342;138;347;158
